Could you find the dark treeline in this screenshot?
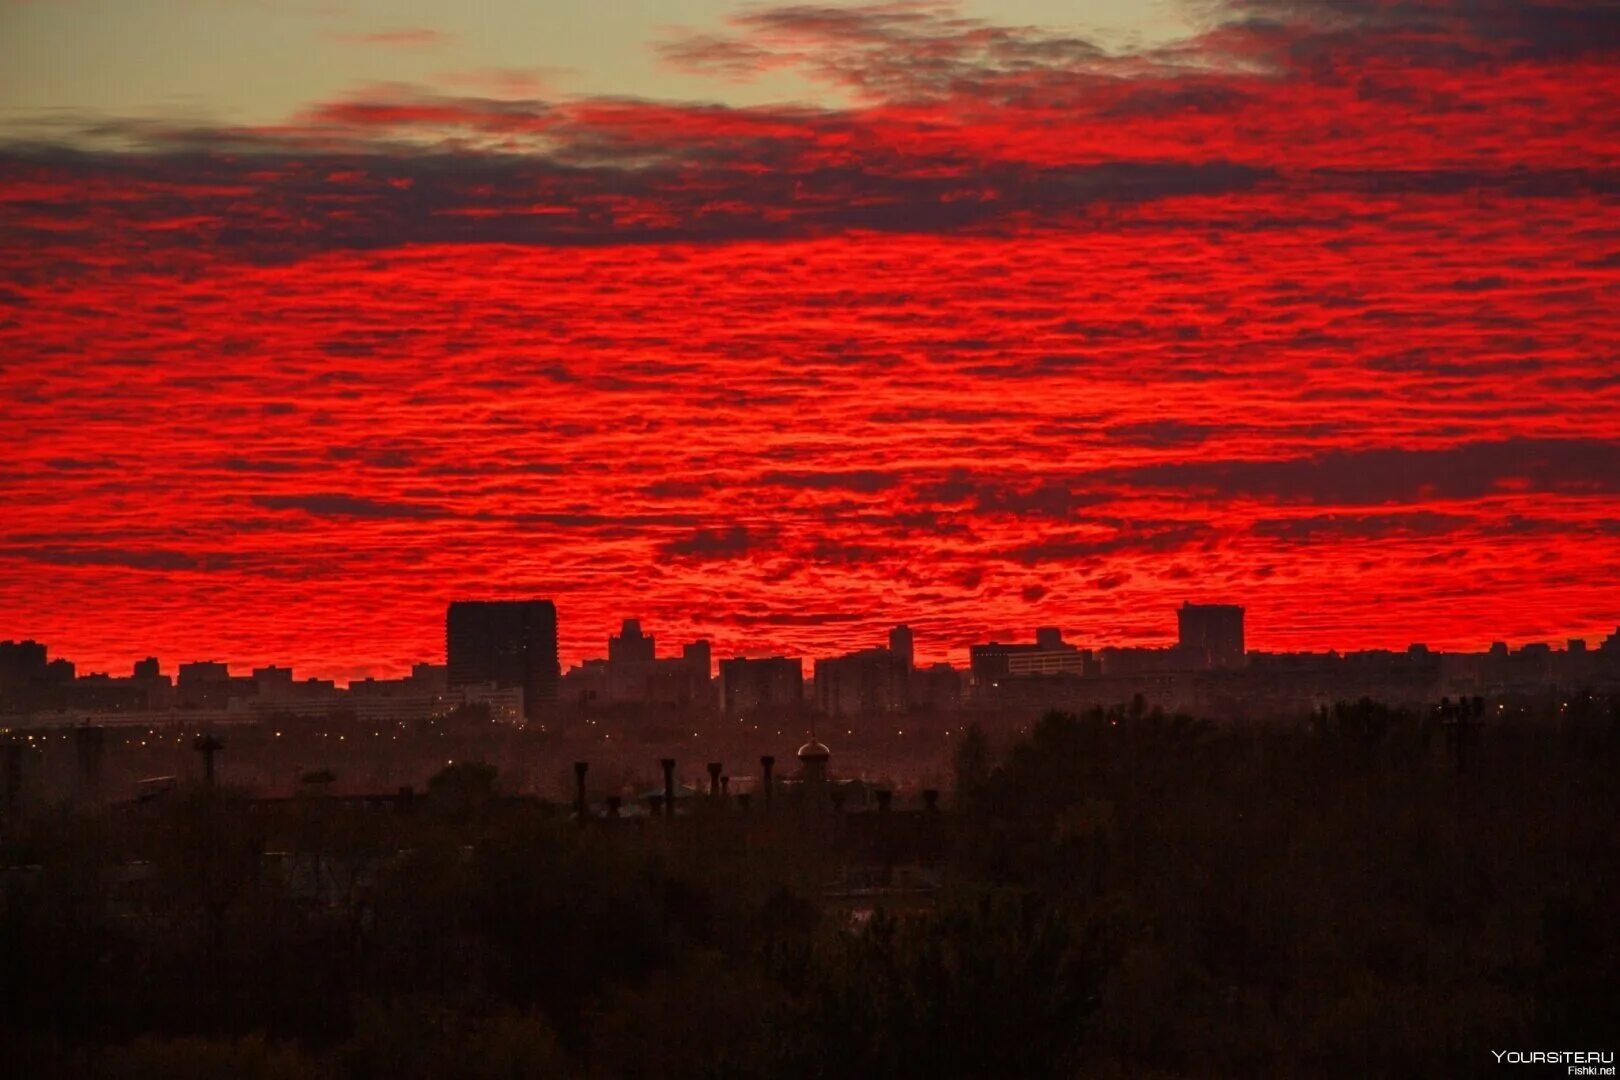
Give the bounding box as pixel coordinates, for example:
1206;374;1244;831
3;696;1618;1077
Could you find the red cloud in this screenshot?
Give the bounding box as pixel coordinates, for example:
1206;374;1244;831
2;1;1618;676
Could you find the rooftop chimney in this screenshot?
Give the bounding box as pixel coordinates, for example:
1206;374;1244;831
573;761;589;822
707;761;722;797
193;733;224;786
660;758;676;818
74;723;105;804
760;755;775;811
3;741;21;819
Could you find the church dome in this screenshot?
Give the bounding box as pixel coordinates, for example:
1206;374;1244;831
797;739;830;761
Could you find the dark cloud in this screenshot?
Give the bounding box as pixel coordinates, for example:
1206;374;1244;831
913;474;1109;519
1250;510;1477;540
1110;439;1620;504
1003;524;1212;566
250;493;448;519
215;456;306;474
1106;420;1218;448
720;610;865;627
4;0;1614;259
661;0;1620;108
757;470;900;493
658;33;781;80
0;144;1271;258
44;456;118;472
505;511;705;528
1223;0;1620;67
662;2;1110;103
4;546;232;572
660;525;762;559
1099;81;1253;119
1318;167;1620;199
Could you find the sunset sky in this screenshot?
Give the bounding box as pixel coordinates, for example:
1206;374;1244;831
3;0;1618;681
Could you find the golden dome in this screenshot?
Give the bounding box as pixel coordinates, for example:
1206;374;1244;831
797;739;830;761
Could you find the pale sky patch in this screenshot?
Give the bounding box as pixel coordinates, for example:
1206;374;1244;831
0;1;1193;133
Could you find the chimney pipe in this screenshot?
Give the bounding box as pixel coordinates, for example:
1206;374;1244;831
573;761;589;822
193;733;223;786
760;755;775;811
75;724;105;804
660;758;676;817
707;762;722;796
2;741;21;819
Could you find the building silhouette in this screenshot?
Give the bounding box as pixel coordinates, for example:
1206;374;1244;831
797;735;831;812
682;640;711;681
969;628;1087;686
175;660;241;709
561;620;715;708
1178;603;1246;670
815;647;905;717
889;625;914;672
608;619;655;665
719;656;803;717
446;600;560;722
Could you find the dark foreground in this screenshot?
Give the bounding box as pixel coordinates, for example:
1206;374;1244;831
3;700;1617;1078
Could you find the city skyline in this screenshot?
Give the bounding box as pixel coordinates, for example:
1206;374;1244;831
5;597;1616;688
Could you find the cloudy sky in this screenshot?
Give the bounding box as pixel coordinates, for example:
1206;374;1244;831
2;0;1617;680
2;2;1189;122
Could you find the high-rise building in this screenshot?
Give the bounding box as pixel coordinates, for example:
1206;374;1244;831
682;640;712;680
175;660;238;709
410;662;448;691
605;618;657;703
889;625;914;672
0;640;49;696
815;647;905;717
178;660;230;685
253;665;295;692
912;662;963;711
609;619;655;665
1177;603;1246;670
719;656;804;717
887;625;914;708
446;600;560;722
970;630;1086;687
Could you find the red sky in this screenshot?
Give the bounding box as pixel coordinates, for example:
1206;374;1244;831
3;1;1619;680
